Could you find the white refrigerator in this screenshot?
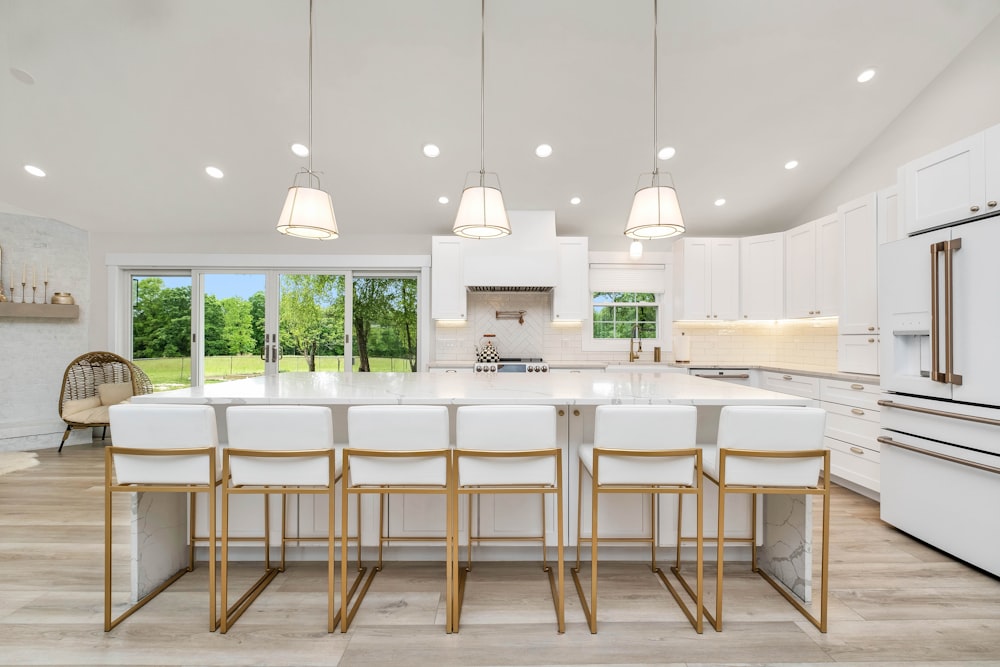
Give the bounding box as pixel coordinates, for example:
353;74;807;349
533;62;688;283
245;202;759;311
878;215;1000;576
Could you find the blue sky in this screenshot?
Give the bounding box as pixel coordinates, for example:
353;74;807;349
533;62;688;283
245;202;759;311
153;274;265;300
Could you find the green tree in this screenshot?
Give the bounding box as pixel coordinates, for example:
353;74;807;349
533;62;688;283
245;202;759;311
249;291;266;354
204;294;226;356
279;274;342;371
352;277;417;372
132;278;191;358
221;297;254;354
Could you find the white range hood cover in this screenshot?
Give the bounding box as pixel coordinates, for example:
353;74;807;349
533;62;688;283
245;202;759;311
463;210;558;292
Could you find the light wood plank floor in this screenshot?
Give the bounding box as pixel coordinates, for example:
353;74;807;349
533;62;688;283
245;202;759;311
2;441;1000;666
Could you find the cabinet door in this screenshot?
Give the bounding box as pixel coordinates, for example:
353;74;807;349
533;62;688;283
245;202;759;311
784;223;816;318
676;238;712;319
740;233;783;319
839;194;877;334
430;237;466;320
814;213;842;317
709;239;740;320
837;334;879;375
986;124;1000;216
877;185;901;245
552;237;589;321
903;133;985;235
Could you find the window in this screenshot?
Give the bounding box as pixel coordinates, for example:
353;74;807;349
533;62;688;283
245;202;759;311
592;292;658;340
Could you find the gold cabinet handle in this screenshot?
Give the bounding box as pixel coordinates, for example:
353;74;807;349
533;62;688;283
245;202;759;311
782;374;793;380
850;383;864;390
970;205;980;212
573;409;580;417
851;408;865;416
988;200;998;208
445;369;457;373
867;326;875;331
850;446;865;455
558;409;565;417
868;338;875;343
816;310;820;315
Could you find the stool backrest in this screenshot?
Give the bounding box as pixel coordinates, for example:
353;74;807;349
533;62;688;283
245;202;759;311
456;405;558;487
109;404;218;485
346;405;449;486
716;406;827;487
592;404;698;485
226;405;335;486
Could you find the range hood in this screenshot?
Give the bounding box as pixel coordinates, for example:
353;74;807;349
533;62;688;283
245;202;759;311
463;211;558;292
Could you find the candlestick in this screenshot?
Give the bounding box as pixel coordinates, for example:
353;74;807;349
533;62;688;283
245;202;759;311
32;285;37;304
43;281;48;304
32;267;36;288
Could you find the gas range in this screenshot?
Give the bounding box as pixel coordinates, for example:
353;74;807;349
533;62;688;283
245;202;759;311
473;358;549;374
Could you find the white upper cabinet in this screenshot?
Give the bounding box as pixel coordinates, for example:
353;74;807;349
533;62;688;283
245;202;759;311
552;237;589;321
839;193;878;335
784;214;842;318
430;236;466;320
739;232;784;320
877;184;901;244
673;237;739;320
902;124;1000;235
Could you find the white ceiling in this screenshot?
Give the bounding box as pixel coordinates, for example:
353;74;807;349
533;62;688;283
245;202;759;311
2;0;999;247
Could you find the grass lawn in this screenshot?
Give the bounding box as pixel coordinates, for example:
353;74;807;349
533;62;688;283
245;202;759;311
134;355;414;390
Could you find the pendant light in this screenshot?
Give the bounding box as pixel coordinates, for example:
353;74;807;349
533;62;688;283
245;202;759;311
452;0;511;239
276;0;339;240
624;0;685;240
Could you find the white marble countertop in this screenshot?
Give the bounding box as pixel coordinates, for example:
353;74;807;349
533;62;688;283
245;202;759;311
131;371;811;407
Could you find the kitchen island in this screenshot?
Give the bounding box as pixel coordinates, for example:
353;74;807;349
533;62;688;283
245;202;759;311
126;371;817;602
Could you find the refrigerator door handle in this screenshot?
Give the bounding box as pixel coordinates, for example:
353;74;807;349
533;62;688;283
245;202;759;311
930;241;945;382
878;436;1000;475
945;237;963;386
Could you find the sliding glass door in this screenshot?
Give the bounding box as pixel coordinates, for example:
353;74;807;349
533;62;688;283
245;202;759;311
126;267;420;389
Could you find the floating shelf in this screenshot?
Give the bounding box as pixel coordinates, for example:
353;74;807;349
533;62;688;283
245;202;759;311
0;303;79;319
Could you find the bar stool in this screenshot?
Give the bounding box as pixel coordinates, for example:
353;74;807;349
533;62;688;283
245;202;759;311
221;405;362;633
694;405;829;632
572;404;703;634
105;404;221;631
453;405;564;633
341;405;454;632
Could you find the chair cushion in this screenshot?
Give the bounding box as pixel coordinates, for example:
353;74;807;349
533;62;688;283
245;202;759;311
62;396;103;423
97;381;134;406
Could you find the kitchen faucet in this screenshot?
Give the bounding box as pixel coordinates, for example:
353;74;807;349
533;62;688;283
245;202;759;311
629;324;642;362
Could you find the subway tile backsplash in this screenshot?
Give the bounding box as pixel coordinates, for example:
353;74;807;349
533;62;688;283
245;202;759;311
434;293;838;371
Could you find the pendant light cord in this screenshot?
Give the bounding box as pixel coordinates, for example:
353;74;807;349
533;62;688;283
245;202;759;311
651;0;658;177
480;0;486;179
307;0;315;178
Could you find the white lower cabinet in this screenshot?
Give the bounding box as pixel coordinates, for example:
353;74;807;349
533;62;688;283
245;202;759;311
759;371;820;404
820;378;880;497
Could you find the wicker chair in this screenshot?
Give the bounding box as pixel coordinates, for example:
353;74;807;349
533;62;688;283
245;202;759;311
58;351;153;453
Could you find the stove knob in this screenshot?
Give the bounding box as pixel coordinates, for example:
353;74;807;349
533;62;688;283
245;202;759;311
541;366;548;372
528;366;534;372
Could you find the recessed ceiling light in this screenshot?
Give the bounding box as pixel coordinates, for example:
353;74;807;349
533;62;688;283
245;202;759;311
714;198;726;207
657;146;676;160
438;196;449;204
569;196;582;205
24;164;45;177
291;143;309;157
784;160;799;170
857;68;876;83
535;144;553;158
9;67;34;85
422;143;441;158
205;166;224;179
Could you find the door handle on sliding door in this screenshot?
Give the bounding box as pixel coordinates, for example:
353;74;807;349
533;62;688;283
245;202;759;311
944;238;963;386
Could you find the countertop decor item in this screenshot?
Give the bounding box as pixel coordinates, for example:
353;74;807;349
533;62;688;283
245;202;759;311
476;334;500;362
51;292;75;305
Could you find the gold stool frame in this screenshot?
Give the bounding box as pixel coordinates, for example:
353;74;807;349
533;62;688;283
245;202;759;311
340;447;456;633
675;448;830;632
453;447;565;633
220;448;366;633
104;445;219;632
572;447;704;634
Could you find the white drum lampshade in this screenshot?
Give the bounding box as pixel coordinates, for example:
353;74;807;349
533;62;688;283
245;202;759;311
276;185;339;240
452;180;511;239
624;182;685;240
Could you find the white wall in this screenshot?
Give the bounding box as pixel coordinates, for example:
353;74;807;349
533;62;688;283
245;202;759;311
797;15;1000;222
0;213;91;451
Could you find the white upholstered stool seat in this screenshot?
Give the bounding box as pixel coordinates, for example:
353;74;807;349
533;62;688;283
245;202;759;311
454;405;564;633
688;405;829;632
572;404;704;634
105;404;221;631
342;405;454;633
221;405;355;633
